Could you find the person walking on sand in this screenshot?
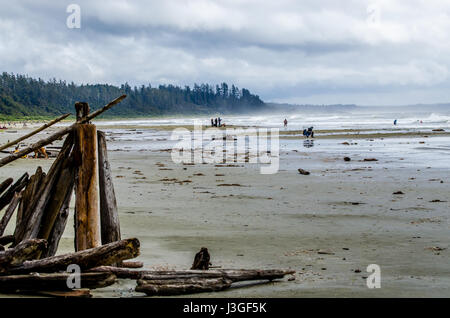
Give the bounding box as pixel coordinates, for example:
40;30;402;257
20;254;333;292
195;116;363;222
284;118;288;127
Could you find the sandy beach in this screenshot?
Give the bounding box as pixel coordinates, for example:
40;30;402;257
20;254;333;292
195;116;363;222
0;123;449;297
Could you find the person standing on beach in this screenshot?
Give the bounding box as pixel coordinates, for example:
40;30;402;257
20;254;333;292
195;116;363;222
284;118;288;127
218;117;222;127
214;118;218;127
211;118;214;127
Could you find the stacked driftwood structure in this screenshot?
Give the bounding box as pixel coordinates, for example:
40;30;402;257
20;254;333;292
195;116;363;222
0;96;294;297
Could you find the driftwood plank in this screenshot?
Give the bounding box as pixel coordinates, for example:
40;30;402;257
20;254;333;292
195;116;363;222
98;130;121;245
0;95;126;168
9;238;140;274
0;192;22;236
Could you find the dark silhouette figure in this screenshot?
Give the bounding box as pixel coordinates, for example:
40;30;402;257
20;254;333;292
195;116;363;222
218;117;222;127
211;118;214;127
214;118;218;127
191;247;211;270
284;119;288;127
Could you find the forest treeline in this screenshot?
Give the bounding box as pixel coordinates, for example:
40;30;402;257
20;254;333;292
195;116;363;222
0;72;265;119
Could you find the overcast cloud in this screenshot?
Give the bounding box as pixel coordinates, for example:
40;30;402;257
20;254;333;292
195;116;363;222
1;0;450;105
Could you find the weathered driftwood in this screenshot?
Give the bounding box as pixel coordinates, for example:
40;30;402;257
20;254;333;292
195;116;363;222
0;192;22;236
0;173;28;212
0;113;70;152
14;167;45;244
20;134;74;242
0;239;47;273
97;130;121;245
0;272;116;292
0;178;13;197
0;95;126;168
89;266;295;282
9;238;140;274
74;124;101;251
41;180;73;258
136;277;232;296
38;153;75;243
121;261;143;269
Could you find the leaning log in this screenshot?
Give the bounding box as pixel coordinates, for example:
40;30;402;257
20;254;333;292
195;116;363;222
0;95;126;168
13;167;45;244
0;178;13;197
135;277;232;296
0;113;70;152
8;238;140;274
89;267;295;282
0;192;22;236
0;272;116;292
98;130;121;245
0;173;28;212
0;239;47;273
20;133;74;242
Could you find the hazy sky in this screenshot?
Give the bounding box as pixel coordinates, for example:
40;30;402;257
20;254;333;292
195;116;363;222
1;0;450;105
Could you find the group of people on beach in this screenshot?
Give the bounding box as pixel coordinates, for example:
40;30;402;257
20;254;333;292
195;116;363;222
211;117;224;127
13;144;48;159
283;118;315;138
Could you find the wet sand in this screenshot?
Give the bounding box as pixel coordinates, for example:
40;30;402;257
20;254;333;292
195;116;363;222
0;126;449;297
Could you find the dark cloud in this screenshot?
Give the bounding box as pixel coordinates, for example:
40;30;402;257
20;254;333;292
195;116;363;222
1;0;450;105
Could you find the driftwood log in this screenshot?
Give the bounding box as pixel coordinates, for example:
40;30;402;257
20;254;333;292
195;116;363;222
0;272;116;292
90;266;295;282
136;277;232;296
0;239;47;273
74;123;101;251
0;113;70;152
0;192;22;236
0;235;14;246
97;130;121;245
0;95;126;168
8;238;140;274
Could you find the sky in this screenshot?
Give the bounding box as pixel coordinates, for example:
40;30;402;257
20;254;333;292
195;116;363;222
1;0;450;106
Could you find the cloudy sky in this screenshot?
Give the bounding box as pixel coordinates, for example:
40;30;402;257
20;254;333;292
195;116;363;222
1;0;450;105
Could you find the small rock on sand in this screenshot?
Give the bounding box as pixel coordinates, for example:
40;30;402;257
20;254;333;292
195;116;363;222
393;191;404;195
344;157;351;161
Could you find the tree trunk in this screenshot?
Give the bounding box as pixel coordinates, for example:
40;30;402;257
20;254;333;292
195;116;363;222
74;124;100;251
8;238;140;274
97;130;121;245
